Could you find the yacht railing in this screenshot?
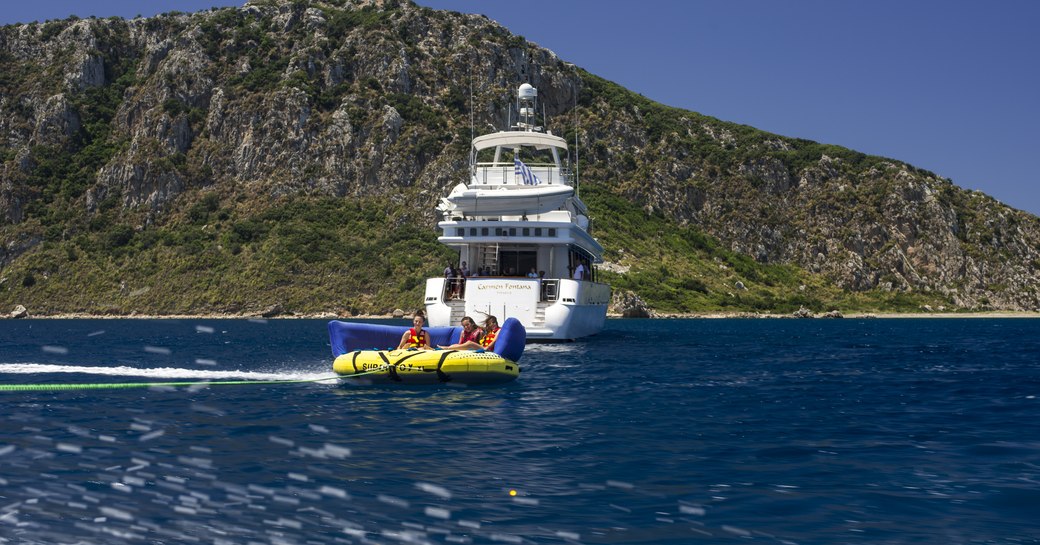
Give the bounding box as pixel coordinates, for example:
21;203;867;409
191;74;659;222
444;276;466;300
541;279;559;302
473;164;571;186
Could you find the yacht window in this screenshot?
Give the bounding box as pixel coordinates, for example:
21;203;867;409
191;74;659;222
509;228;516;236
482;227;489;236
548;228;557;237
534;228;542;236
456;228;464;237
470;228;477;236
522;228;530;236
496;228;504;236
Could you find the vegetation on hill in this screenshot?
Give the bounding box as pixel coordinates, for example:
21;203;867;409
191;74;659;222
1;189;458;315
582;185;948;315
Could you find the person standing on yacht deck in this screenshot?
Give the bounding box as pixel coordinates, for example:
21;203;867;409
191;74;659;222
573;262;586;280
458;262;468;298
445;264;460;298
398;311;432;350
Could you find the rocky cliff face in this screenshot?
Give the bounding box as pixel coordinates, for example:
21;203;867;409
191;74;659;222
2;0;1039;313
576;77;1040;311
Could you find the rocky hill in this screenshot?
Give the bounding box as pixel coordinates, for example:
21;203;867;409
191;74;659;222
2;0;1039;317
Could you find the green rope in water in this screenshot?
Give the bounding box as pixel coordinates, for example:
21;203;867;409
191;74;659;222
0;367;385;393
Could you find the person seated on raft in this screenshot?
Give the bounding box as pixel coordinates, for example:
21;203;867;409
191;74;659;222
438;316;501;351
397;310;432;350
437;316;483;350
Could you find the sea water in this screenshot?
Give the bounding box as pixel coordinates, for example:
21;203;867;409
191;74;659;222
1;318;1038;544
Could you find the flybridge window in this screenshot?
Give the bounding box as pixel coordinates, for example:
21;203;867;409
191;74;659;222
476;147;559;166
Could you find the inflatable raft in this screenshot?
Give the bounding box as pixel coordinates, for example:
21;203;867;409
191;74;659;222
327;318;525;385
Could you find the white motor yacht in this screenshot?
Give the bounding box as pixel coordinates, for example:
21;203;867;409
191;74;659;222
425;83;611;340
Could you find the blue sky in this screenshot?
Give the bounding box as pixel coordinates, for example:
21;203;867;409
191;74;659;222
4;1;1038;216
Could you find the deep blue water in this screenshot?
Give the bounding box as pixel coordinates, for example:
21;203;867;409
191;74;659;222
2;318;1039;544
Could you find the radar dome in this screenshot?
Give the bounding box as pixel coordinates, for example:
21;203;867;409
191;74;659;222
518;83;537;100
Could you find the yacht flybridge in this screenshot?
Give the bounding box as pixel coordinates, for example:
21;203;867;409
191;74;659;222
425;83;611;340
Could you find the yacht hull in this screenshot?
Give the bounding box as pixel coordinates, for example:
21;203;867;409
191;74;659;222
424;277;609;341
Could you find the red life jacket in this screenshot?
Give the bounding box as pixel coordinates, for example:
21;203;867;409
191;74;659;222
406;328;427;348
479;327;500;348
460;327;483;345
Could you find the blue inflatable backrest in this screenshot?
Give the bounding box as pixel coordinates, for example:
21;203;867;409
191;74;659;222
327;319;525;362
427;326;462;347
493;317;526;362
328;321;462;356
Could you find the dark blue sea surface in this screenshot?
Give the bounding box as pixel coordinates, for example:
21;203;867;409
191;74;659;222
2;318;1039;544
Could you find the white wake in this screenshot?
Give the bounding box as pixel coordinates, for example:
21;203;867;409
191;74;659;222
0;363;335;382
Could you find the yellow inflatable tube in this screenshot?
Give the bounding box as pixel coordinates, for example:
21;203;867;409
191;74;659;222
333;348;520;385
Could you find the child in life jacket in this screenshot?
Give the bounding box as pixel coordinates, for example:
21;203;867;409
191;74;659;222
397;310;432;350
437;316;484;350
437;315;500;351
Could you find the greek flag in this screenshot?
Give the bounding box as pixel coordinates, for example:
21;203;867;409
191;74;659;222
514;157;542;185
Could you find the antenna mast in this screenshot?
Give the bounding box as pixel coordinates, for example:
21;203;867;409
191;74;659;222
574;76;580;196
517;83;537;131
469;59;474;145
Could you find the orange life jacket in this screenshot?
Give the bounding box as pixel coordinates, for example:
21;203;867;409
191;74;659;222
479;327;499;348
406;328;427;348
